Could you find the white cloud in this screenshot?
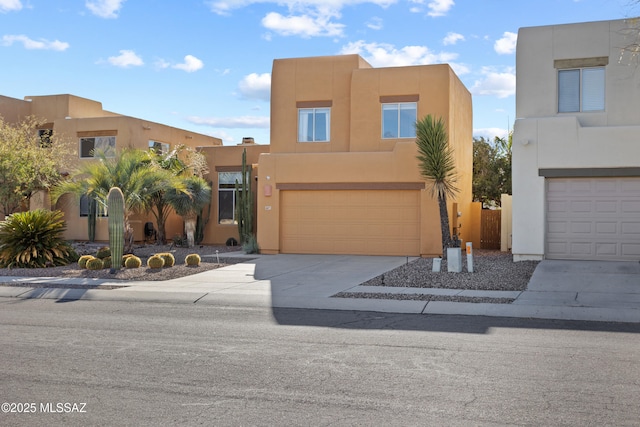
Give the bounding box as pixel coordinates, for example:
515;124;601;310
262;11;344;37
173;55;204;72
473;127;509;141
208;0;397;16
108;49;143;68
238;73;271;101
2;35;69;51
427;0;454;17
470;68;515;98
366;16;383;30
494;31;517;55
443;32;464;46
86;0;125;18
186;115;270;129
340;40;459;68
0;0;21;13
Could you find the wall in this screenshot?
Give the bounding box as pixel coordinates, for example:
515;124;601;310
500;194;512;252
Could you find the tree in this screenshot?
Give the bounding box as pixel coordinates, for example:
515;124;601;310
0;116;73;216
166;176;211;247
415;115;459;257
52;148;173;253
146;145;208;244
472;133;512;207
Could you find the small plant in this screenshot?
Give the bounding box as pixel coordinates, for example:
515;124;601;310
121;253;135;267
156;252;175;267
124;255;142;268
147;255;165;269
172;234;187;247
185;253;201;266
242;235;260;254
78;255;95;269
102;256;112;269
95;246;111;259
85;258;104;270
0;209;77;268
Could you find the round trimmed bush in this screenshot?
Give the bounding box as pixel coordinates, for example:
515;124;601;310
124;255;142;268
95;246;111;259
156;252;175;268
185;253;201;266
102;256;112;269
86;258;104;270
147;255;165;269
78;255;95;269
121;253;134;267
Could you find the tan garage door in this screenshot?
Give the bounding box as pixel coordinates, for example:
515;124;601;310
546;177;640;260
280;190;421;256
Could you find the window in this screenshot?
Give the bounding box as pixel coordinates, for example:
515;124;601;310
558;67;605;113
382;103;417;138
149;140;170;154
298;108;330;142
38;129;52;148
79;195;108;217
218;172;247;224
80;136;116;158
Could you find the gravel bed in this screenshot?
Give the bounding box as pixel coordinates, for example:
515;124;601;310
333;292;516;304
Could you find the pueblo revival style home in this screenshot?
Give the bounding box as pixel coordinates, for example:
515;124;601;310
512;18;640;261
256;54;472;257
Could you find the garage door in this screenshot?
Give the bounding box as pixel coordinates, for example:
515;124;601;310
280;190;420;256
546;177;640;260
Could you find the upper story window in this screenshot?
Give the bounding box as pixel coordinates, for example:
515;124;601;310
79;136;116;158
556;56;607;113
298;107;330;142
149;140;170;154
382;102;417;139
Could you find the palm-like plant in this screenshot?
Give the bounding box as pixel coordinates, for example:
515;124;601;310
166;176;211;247
415;115;459;257
52;149;174;253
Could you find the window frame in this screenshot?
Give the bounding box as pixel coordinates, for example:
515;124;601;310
149;140;170;154
79;194;108;218
558;66;605;113
298;107;331;143
381;102;417;139
217;171;248;225
79;136;116;159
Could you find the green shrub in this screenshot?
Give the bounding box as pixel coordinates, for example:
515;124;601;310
242;235;260;255
185;253;201;266
102;256;112;269
95;246;111;259
0;209;77;268
121;253;134;267
156;252;175;267
124;255;142;268
147;255;165;269
78;255;95;269
86;258;104;270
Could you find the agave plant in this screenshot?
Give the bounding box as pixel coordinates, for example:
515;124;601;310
0;209;77;268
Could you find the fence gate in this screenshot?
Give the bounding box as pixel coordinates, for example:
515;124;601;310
480;209;501;249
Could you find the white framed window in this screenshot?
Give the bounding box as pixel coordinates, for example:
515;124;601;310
298;108;330;142
382;102;417;139
558;67;605;113
80;136;116;158
218;172;247;225
149;140;170;154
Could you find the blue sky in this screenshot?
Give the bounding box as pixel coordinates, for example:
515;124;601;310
1;0;637;145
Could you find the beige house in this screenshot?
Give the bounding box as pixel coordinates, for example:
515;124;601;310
0;94;266;245
257;54;473;257
513;18;640;261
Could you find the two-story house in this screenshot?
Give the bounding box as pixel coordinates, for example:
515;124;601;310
512;18;640;261
257;54;472;257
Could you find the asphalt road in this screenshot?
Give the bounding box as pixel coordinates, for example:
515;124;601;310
0;298;639;426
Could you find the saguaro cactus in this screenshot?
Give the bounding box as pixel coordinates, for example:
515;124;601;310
107;187;125;272
235;148;253;245
87;195;96;242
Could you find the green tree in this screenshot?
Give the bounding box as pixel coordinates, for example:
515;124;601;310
472;133;512;207
52;148;173;253
166;176;211;247
0;116;73;216
415;115;459;257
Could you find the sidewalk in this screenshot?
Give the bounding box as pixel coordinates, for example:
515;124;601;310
0;253;638;323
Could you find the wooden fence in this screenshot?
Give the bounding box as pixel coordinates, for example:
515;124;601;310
480;209;501;249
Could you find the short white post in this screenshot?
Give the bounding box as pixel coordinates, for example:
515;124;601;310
432;258;442;272
466;242;474;273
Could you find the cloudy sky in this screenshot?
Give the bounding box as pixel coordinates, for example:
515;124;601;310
0;0;636;144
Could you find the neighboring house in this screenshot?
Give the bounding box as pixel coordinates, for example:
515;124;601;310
513;18;640;261
257;54;473;257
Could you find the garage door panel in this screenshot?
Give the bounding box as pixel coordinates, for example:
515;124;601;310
281;190;420;256
546;177;640;261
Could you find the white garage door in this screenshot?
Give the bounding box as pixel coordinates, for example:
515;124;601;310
280;190;421;256
546;177;640;261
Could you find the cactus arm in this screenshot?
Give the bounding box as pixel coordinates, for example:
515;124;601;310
107;187;125;272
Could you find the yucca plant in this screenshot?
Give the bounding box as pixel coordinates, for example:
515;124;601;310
0;209;77;268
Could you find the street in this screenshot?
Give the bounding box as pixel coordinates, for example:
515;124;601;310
0;298;639;426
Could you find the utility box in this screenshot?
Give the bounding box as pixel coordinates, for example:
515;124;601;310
447;247;462;273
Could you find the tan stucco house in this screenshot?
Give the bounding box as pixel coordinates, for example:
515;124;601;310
257;54;473;257
512;18;640;261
